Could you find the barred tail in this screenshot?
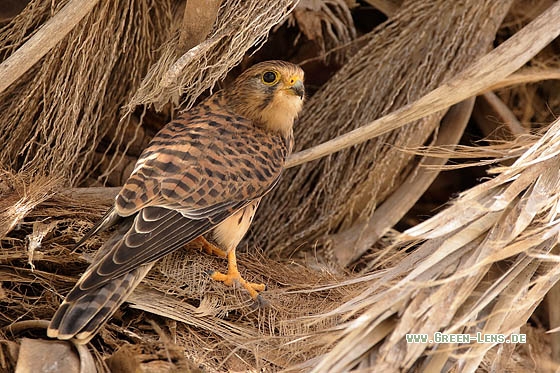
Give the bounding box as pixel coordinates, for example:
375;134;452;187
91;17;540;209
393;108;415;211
47;263;153;344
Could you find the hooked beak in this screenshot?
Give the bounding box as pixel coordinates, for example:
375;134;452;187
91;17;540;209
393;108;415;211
289;79;305;99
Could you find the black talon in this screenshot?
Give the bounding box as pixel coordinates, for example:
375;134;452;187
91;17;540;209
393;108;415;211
255;294;270;308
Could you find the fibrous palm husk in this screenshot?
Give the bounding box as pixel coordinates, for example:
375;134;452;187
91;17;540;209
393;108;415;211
289;0;356;61
0;0;175;185
126;0;298;112
309;117;560;371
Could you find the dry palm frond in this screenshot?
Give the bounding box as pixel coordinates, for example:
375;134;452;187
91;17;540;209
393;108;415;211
0;0;174;184
283;4;560;171
325;98;475;267
0;169;62;238
126;0;298;112
289;0;357;60
254;0;514;266
489;66;560;91
306;117;560;372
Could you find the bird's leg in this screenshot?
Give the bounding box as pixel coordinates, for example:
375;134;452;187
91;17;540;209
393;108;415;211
191;236;227;258
210;248;266;299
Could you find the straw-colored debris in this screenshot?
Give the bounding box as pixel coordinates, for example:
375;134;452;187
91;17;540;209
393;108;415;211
2;0;560;371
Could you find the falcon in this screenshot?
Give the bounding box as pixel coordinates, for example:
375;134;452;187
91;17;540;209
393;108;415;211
47;60;305;344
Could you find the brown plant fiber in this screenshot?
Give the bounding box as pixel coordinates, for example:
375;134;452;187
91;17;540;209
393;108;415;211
0;0;174;184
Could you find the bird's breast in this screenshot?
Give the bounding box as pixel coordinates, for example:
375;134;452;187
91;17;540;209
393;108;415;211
210;200;261;251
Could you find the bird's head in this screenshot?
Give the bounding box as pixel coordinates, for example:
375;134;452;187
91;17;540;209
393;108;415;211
225;60;305;136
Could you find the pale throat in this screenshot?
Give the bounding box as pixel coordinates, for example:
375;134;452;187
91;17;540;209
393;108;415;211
258;92;303;136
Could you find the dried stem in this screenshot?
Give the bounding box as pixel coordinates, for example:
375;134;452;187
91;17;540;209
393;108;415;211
332;98;475;266
178;0;222;52
286;2;560;168
0;0;100;94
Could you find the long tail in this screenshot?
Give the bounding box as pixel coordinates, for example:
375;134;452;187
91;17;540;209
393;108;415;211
47;217;151;344
47;263;153;344
48;205;217;343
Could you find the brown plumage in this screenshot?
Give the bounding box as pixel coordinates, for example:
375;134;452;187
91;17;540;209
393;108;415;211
47;60;305;344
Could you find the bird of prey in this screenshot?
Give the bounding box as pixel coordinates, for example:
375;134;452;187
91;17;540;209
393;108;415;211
47;60;305;344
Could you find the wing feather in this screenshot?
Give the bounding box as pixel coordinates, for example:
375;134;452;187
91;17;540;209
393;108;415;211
115;100;291;218
72;202;246;294
73;207;121;249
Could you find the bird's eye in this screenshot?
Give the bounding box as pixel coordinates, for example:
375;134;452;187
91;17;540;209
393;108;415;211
262;71;279;85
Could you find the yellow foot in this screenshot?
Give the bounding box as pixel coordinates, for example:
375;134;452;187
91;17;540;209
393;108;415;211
209;249;266;300
210;270;266;299
191;236;227;258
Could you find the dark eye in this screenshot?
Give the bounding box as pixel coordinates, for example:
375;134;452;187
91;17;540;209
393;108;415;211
262;71;278;84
